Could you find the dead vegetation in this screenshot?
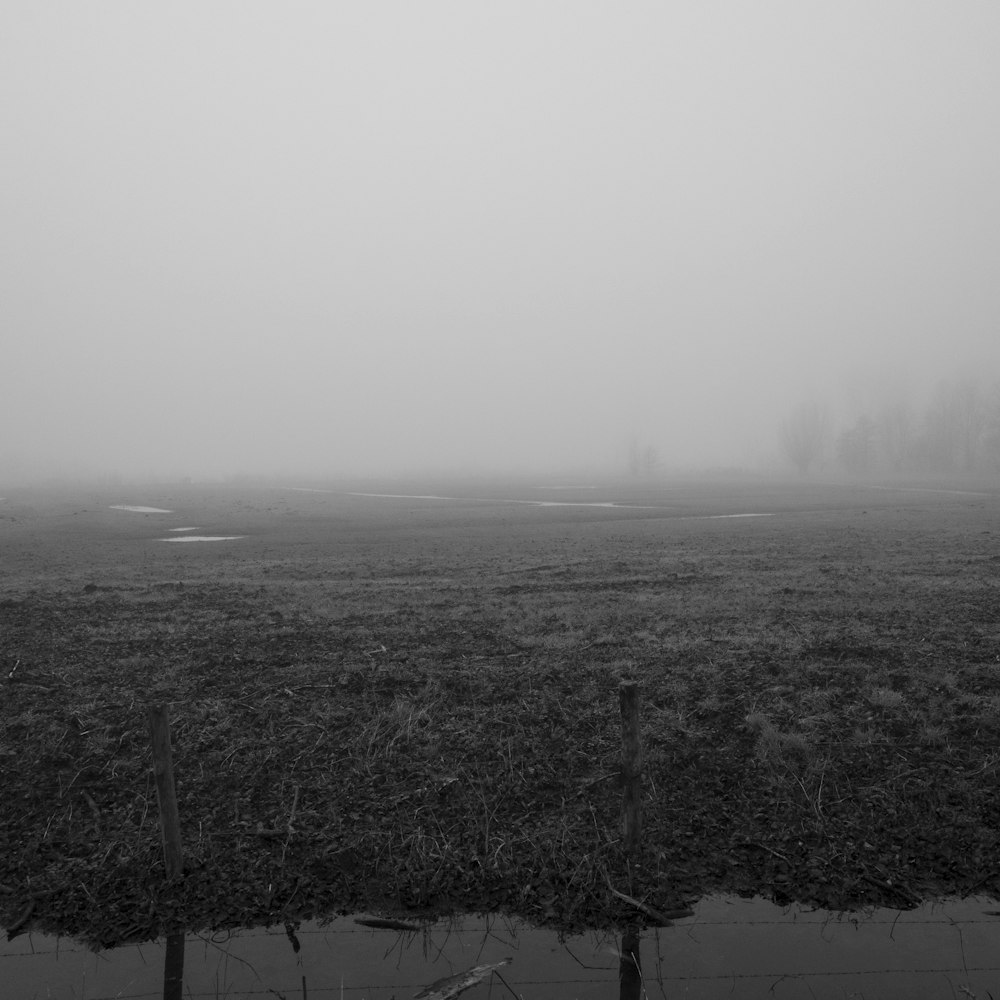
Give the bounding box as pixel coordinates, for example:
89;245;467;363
1;480;999;945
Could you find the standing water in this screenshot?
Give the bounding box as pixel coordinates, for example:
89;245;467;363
4;898;1000;999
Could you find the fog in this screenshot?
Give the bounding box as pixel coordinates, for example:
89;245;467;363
4;4;1000;482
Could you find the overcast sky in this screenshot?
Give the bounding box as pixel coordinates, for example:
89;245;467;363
3;3;1000;480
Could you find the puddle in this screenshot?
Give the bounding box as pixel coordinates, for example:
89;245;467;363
869;485;996;498
529;500;658;509
109;505;174;513
4;898;1000;999
350;491;467;501
157;535;245;543
342;491;782;515
348;491;662;510
694;512;776;519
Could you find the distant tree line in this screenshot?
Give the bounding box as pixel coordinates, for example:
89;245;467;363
628;437;659;477
780;376;1000;476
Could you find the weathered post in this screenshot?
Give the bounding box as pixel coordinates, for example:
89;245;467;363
163;930;185;1000
148;705;185;1000
148;704;183;879
619;926;642;1000
619;681;642;857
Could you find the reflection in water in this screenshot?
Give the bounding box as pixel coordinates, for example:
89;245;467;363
162;931;184;1000
157;535;246;542
109;505;174;513
619;927;642;1000
346;491;662;509
7;899;1000;999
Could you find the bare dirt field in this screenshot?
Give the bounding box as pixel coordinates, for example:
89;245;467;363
1;475;999;945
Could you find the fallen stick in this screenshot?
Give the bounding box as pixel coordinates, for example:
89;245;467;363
860;872;920;908
354;916;426;932
6;898;35;939
603;871;693;924
414;957;511;1000
739;840;791;863
81;790;101;821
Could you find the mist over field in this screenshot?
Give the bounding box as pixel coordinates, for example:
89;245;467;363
3;4;1000;484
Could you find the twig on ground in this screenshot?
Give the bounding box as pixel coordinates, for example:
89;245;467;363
576;772;620;794
414;957;511;1000
860;872;920;908
740;841;791;863
6;898;35;939
81;789;101;821
354;916;426;931
602;870;693;925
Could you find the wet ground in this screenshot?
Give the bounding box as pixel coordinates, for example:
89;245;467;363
5;896;1000;999
5;478;1000;992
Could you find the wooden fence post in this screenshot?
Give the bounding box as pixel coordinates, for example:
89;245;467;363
163;930;185;1000
619;926;642;1000
148;704;184;879
619;681;642;857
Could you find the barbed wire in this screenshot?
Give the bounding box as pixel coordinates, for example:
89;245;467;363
7;910;1000;998
4;960;1000;1000
7;910;1000;955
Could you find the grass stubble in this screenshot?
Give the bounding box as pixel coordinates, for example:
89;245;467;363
1;481;999;946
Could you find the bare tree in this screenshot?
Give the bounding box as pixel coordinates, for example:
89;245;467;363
836;415;876;475
982;381;1000;472
628;437;642;477
628;437;659;477
952;378;988;471
780;401;829;474
875;400;913;472
917;378;987;472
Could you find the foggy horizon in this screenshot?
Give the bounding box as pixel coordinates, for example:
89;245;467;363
4;4;1000;484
